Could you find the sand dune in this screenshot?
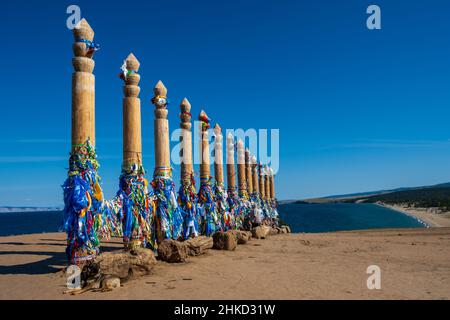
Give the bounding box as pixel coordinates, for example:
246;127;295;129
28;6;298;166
0;228;449;300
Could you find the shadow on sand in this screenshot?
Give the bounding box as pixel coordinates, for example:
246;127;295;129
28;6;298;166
0;239;123;275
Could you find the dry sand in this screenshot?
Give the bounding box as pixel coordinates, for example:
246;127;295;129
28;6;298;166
380;203;450;228
0;228;449;300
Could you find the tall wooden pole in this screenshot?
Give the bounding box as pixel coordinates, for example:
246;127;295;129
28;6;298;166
71;19;96;150
213;124;224;186
214;124;230;230
151;81;183;242
63;18;103;265
198;110;219;235
153;81;171;173
122;53;142;167
269;167;276;200
259;163;266;201
180;98;194;184
251;155;259;197
118;53;151;250
264;165;271;203
226;133;236;193
178;98;198;239
236;139;250;229
236;139;248;199
199;110;211;183
245;148;253;195
226;133;238;229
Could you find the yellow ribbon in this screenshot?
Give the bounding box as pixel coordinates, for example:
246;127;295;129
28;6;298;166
93;181;103;201
79;192;92;218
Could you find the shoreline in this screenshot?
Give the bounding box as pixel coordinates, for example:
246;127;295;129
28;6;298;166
377;203;450;228
1;229;450;299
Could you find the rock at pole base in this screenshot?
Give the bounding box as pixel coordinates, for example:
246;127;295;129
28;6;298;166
213;231;238;250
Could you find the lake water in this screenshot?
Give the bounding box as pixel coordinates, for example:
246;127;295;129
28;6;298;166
0;203;425;237
278;203;426;233
0;211;62;237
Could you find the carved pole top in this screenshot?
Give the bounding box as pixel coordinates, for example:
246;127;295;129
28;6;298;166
120;53;141;92
180;98;191;113
213;123;222;135
73;18;94;41
236;139;244;150
152;80;168;119
245;148;250;161
125;53;140;71
153;80;167;97
214;124;223;144
198;110;211;132
72;18;98;71
180;98;192;130
251;155;257;165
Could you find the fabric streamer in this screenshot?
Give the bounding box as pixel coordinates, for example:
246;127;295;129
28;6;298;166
178;173;199;239
152;167;183;241
198;176;220;236
215;183;231;231
117;163;154;250
100;196;123;238
61;139;103;265
118;60;137;81
226;187;241;229
76;38;100;55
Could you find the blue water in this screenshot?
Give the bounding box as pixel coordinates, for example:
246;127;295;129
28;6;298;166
0;211;62;237
0;204;425;236
278;203;426;233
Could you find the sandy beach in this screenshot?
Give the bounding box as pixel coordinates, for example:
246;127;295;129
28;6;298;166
379;203;450;228
1;228;449;300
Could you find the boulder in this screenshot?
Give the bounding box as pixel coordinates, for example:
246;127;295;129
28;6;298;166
230;230;252;244
252;225;271;239
213;231;238;250
157;239;188;263
269;227;279;236
96;247;157;279
280;225;291;233
184;236;213;256
65;248;156;295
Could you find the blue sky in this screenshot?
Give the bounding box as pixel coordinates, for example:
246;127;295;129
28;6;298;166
1;0;450;206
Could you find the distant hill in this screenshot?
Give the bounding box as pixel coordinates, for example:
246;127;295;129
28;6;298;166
321;182;450;200
344;186;450;210
0;207;62;213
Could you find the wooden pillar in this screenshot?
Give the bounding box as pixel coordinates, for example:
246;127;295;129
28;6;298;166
151;81;183;242
180;98;194;183
199;110;211;183
64;18;102;266
259;164;266;200
251;155;259;196
198;110;218;235
152;81;171;173
118;53;152;250
270;167;276;199
264;165;271;202
226;133;236;192
213;124;224;186
178;98;198;239
72;18;96;149
236;139;247;198
245;149;253;195
122;53;142;167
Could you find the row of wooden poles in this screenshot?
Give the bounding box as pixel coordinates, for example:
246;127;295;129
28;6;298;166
67;19;278;263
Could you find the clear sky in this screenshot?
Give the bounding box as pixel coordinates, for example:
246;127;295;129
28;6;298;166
1;0;450;206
